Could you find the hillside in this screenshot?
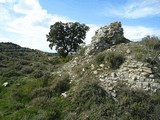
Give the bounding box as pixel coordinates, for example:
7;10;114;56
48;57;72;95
1;22;160;120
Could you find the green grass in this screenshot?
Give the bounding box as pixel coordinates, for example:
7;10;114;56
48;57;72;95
1;41;160;119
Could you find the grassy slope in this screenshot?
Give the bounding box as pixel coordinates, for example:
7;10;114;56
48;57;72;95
0;40;160;120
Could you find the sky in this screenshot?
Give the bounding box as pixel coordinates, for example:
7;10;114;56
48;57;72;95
0;0;160;52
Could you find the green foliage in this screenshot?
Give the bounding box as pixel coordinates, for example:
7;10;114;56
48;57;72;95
105;51;125;69
32;70;43;78
132;36;160;66
141;35;160;50
48;55;74;65
2;70;21;77
74;81;108;110
95;52;106;64
1;41;160;120
32;87;53;98
21;66;34;74
133;45;147;61
46;21;89;57
51;74;70;95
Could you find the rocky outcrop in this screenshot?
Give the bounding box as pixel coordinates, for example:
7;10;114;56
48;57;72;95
57;22;160;99
85;22;129;55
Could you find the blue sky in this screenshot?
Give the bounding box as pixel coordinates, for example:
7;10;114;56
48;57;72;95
0;0;160;52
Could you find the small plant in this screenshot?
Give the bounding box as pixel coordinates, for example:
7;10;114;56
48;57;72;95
32;70;43;78
3;70;21;77
141;35;160;50
51;73;70;95
19;60;30;65
21;66;33;74
105;51;125;69
74;81;108;110
95;52;105;64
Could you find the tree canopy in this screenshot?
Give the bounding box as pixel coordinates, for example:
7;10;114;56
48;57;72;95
46;21;89;57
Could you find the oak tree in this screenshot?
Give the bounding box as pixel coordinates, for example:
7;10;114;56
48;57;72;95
46;21;89;57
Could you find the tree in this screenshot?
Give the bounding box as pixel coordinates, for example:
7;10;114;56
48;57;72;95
46;21;89;57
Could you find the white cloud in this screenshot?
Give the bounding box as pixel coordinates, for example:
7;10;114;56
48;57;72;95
0;0;11;3
0;0;72;52
112;0;160;19
85;24;99;45
123;25;160;40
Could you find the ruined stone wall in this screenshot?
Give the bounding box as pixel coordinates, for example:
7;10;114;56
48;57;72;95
85;22;129;55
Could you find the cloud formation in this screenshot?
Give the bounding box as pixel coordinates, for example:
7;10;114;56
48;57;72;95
112;0;160;19
0;0;71;52
123;25;160;40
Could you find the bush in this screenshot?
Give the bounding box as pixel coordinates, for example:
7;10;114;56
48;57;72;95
51;74;70;95
141;35;160;50
3;70;21;77
30;97;53;109
32;87;53;98
95;52;105;64
10;102;25;111
74;81;108;111
21;66;33;74
32;70;43;78
19;60;30;65
105;51;125;69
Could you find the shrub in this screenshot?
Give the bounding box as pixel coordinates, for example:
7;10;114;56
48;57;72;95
51;73;70;95
14;63;22;71
95;52;105;64
30;97;52;109
60;55;74;64
3;70;21;77
19;60;30;65
74;81;108;111
48;56;61;65
33;62;47;70
105;51;125;69
21;66;33;74
10;102;25;111
32;70;43;78
32;87;53;98
141;35;160;50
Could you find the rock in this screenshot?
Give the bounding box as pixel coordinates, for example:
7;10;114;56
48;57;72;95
99;64;105;68
61;92;67;98
108;87;113;91
149;74;154;78
111;92;117;98
142;67;152;74
141;72;149;77
126;49;131;54
128;65;138;68
93;70;98;74
99;78;105;82
132;76;137;81
2;82;8;87
111;72;117;78
91;64;95;70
